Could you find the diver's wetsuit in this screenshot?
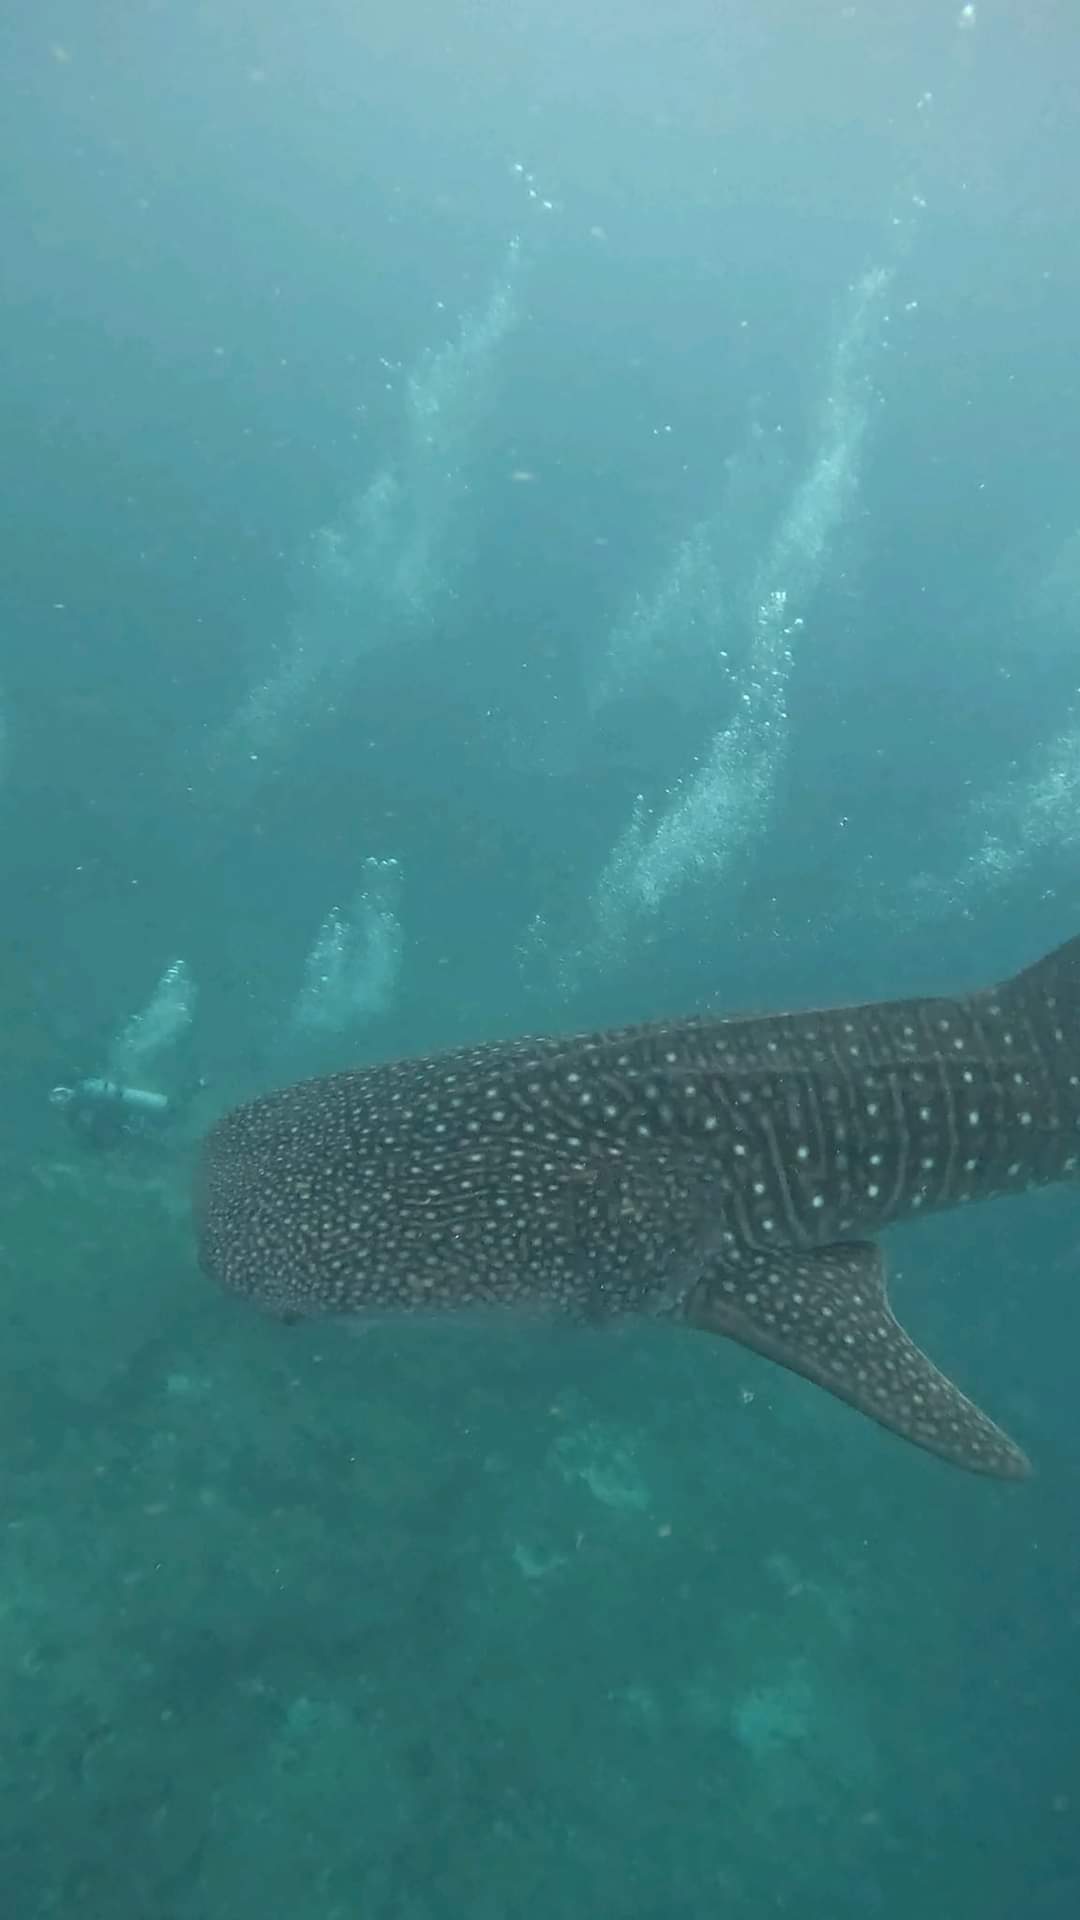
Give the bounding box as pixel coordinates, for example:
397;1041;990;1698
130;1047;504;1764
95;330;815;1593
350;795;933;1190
50;1079;176;1152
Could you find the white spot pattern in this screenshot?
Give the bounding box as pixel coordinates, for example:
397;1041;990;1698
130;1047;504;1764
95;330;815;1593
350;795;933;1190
199;935;1080;1480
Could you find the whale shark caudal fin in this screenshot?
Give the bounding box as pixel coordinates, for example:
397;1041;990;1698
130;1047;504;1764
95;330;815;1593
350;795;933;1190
683;1240;1030;1479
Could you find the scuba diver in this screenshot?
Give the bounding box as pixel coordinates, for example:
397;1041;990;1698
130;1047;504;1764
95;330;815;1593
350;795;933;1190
49;1073;204;1153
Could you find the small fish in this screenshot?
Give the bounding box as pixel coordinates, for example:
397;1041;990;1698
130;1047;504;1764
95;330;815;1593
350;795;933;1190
195;933;1080;1479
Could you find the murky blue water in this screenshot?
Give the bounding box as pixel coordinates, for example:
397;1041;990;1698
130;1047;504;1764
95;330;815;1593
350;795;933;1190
2;3;1078;1914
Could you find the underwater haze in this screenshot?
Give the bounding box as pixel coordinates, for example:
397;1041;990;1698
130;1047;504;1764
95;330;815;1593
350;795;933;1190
3;1;1080;1914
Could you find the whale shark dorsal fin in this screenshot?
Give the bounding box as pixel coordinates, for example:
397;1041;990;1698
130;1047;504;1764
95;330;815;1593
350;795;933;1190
684;1239;1030;1479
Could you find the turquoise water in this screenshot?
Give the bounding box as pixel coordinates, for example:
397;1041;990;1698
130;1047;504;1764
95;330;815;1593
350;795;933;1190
2;3;1078;1914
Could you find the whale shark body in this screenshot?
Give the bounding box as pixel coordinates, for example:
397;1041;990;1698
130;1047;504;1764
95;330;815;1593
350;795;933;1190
196;933;1080;1478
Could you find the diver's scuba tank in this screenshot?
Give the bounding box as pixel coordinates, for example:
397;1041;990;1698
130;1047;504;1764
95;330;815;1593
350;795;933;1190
49;1078;173;1149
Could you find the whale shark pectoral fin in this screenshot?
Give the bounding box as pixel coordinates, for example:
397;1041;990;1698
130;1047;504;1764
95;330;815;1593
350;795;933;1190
683;1238;1030;1480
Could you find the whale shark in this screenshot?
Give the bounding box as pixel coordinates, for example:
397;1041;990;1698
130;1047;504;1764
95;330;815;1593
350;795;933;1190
195;933;1080;1478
